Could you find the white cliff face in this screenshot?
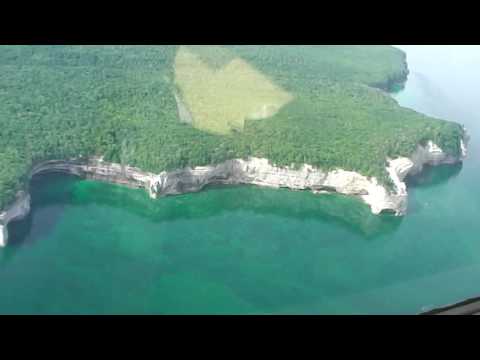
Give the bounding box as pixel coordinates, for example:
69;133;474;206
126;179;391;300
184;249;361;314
461;138;468;159
147;138;464;217
407;140;463;177
382;138;468;216
0;192;30;247
145;159;409;216
0;137;467;246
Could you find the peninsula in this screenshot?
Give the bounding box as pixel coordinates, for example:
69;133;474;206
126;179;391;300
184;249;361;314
0;45;468;246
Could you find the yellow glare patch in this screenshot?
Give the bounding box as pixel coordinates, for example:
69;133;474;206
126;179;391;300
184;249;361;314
174;46;293;135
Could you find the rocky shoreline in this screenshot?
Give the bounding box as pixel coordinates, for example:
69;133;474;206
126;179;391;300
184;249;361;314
0;136;468;247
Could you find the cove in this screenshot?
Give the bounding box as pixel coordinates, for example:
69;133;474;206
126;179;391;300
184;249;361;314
1;45;480;314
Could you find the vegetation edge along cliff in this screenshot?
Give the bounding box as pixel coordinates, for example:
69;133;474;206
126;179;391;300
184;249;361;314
0;45;467;218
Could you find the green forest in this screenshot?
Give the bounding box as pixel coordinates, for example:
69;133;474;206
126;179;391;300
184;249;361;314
0;45;465;209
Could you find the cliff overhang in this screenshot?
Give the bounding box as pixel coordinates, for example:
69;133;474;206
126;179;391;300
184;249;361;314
0;133;468;247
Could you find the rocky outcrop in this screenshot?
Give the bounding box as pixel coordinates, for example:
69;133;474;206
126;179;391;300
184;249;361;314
0;136;468;246
384;138;468;214
0;191;30;247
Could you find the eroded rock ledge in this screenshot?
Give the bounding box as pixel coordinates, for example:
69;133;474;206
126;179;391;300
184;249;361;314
0;137;468;246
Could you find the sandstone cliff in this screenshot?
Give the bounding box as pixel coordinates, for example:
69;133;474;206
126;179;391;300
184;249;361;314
0;191;30;247
0;137;468;247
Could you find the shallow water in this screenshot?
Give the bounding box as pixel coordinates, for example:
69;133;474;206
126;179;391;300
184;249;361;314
1;45;479;314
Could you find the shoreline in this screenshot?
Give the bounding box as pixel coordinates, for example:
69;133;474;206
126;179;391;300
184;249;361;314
0;135;468;247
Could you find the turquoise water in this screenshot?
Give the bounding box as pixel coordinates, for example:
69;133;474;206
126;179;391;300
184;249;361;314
1;46;480;314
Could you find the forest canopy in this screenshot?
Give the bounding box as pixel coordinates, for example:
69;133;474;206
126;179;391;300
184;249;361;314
0;45;465;209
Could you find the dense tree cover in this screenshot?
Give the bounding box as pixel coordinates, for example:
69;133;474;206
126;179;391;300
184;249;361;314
0;45;464;209
222;45;410;91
